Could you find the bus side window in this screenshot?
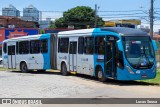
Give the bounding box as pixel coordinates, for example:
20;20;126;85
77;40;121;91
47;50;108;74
19;41;29;54
3;42;7;53
95;37;104;55
58;38;60;53
41;39;48;53
16;42;18;54
78;37;84;54
84;37;94;54
30;40;40;54
58;38;69;53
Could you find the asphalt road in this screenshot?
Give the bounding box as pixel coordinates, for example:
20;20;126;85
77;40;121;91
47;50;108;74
0;70;160;106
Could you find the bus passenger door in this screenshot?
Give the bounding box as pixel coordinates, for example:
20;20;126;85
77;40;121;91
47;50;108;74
105;36;117;78
8;44;16;69
69;42;77;72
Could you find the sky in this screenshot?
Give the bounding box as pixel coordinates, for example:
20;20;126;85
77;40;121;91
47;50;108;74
0;0;160;32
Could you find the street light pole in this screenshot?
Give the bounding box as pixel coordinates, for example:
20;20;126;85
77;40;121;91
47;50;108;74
150;0;154;38
94;4;98;28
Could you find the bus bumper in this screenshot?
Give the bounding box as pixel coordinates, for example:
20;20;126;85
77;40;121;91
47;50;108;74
116;67;156;81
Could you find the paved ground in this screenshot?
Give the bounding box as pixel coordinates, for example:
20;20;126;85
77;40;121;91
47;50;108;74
0;70;160;107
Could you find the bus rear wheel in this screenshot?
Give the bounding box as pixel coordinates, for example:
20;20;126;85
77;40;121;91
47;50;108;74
61;63;69;76
20;62;28;73
97;67;106;82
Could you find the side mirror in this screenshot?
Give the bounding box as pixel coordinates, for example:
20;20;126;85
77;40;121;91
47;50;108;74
116;40;123;51
152;40;157;51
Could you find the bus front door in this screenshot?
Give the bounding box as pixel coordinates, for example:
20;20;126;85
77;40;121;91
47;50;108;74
8;44;16;69
69;42;77;72
105;36;117;78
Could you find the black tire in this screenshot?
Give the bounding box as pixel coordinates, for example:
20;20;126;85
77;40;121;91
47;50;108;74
97;67;106;82
61;63;69;76
20;62;28;73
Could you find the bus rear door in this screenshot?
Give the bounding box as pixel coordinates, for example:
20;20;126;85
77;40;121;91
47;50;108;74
69;41;77;72
7;42;16;69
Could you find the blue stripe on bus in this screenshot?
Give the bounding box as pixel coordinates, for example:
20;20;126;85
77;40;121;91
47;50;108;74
39;34;51;70
92;28;121;78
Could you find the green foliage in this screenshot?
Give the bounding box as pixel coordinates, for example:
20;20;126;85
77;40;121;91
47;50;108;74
54;17;68;28
50;6;104;29
49;21;56;28
40;29;45;34
139;71;160;85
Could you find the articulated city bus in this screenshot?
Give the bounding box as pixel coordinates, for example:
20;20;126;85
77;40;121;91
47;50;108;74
2;27;157;81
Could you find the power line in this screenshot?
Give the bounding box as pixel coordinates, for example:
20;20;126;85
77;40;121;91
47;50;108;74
98;10;145;13
101;16;148;18
100;13;147;16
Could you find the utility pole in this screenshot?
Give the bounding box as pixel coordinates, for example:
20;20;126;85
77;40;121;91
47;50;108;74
94;4;97;28
150;0;154;38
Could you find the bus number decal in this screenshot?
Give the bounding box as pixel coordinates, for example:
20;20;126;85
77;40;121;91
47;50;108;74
59;56;67;60
81;58;88;61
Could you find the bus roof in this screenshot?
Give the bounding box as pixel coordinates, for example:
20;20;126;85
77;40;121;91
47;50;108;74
58;28;94;36
58;27;149;37
101;27;148;36
3;34;50;42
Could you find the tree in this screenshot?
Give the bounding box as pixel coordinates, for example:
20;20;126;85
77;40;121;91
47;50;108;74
50;6;104;29
40;29;45;34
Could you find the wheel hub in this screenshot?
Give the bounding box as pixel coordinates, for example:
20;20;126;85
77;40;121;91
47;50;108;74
98;71;103;79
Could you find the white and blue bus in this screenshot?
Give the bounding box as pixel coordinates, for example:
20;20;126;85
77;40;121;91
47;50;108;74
2;34;54;72
2;27;157;81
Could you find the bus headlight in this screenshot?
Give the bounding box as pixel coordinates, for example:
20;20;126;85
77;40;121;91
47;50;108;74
126;65;134;74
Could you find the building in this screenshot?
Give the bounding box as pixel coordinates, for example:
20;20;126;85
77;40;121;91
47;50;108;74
23;5;39;22
0;16;39;28
39;18;51;28
2;4;20;17
104;19;141;29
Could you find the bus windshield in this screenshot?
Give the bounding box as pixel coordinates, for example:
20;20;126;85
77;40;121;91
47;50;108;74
122;36;155;69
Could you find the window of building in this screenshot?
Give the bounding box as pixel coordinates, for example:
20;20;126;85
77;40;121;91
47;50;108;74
30;40;40;54
84;37;94;54
58;38;69;53
95;36;105;55
40;39;48;53
3;42;7;53
78;37;84;54
19;41;29;54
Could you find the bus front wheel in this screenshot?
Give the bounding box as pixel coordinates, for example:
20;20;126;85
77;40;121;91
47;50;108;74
61;63;69;76
97;67;106;82
20;62;28;73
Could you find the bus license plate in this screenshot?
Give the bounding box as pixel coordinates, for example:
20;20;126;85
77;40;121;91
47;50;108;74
142;75;147;78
